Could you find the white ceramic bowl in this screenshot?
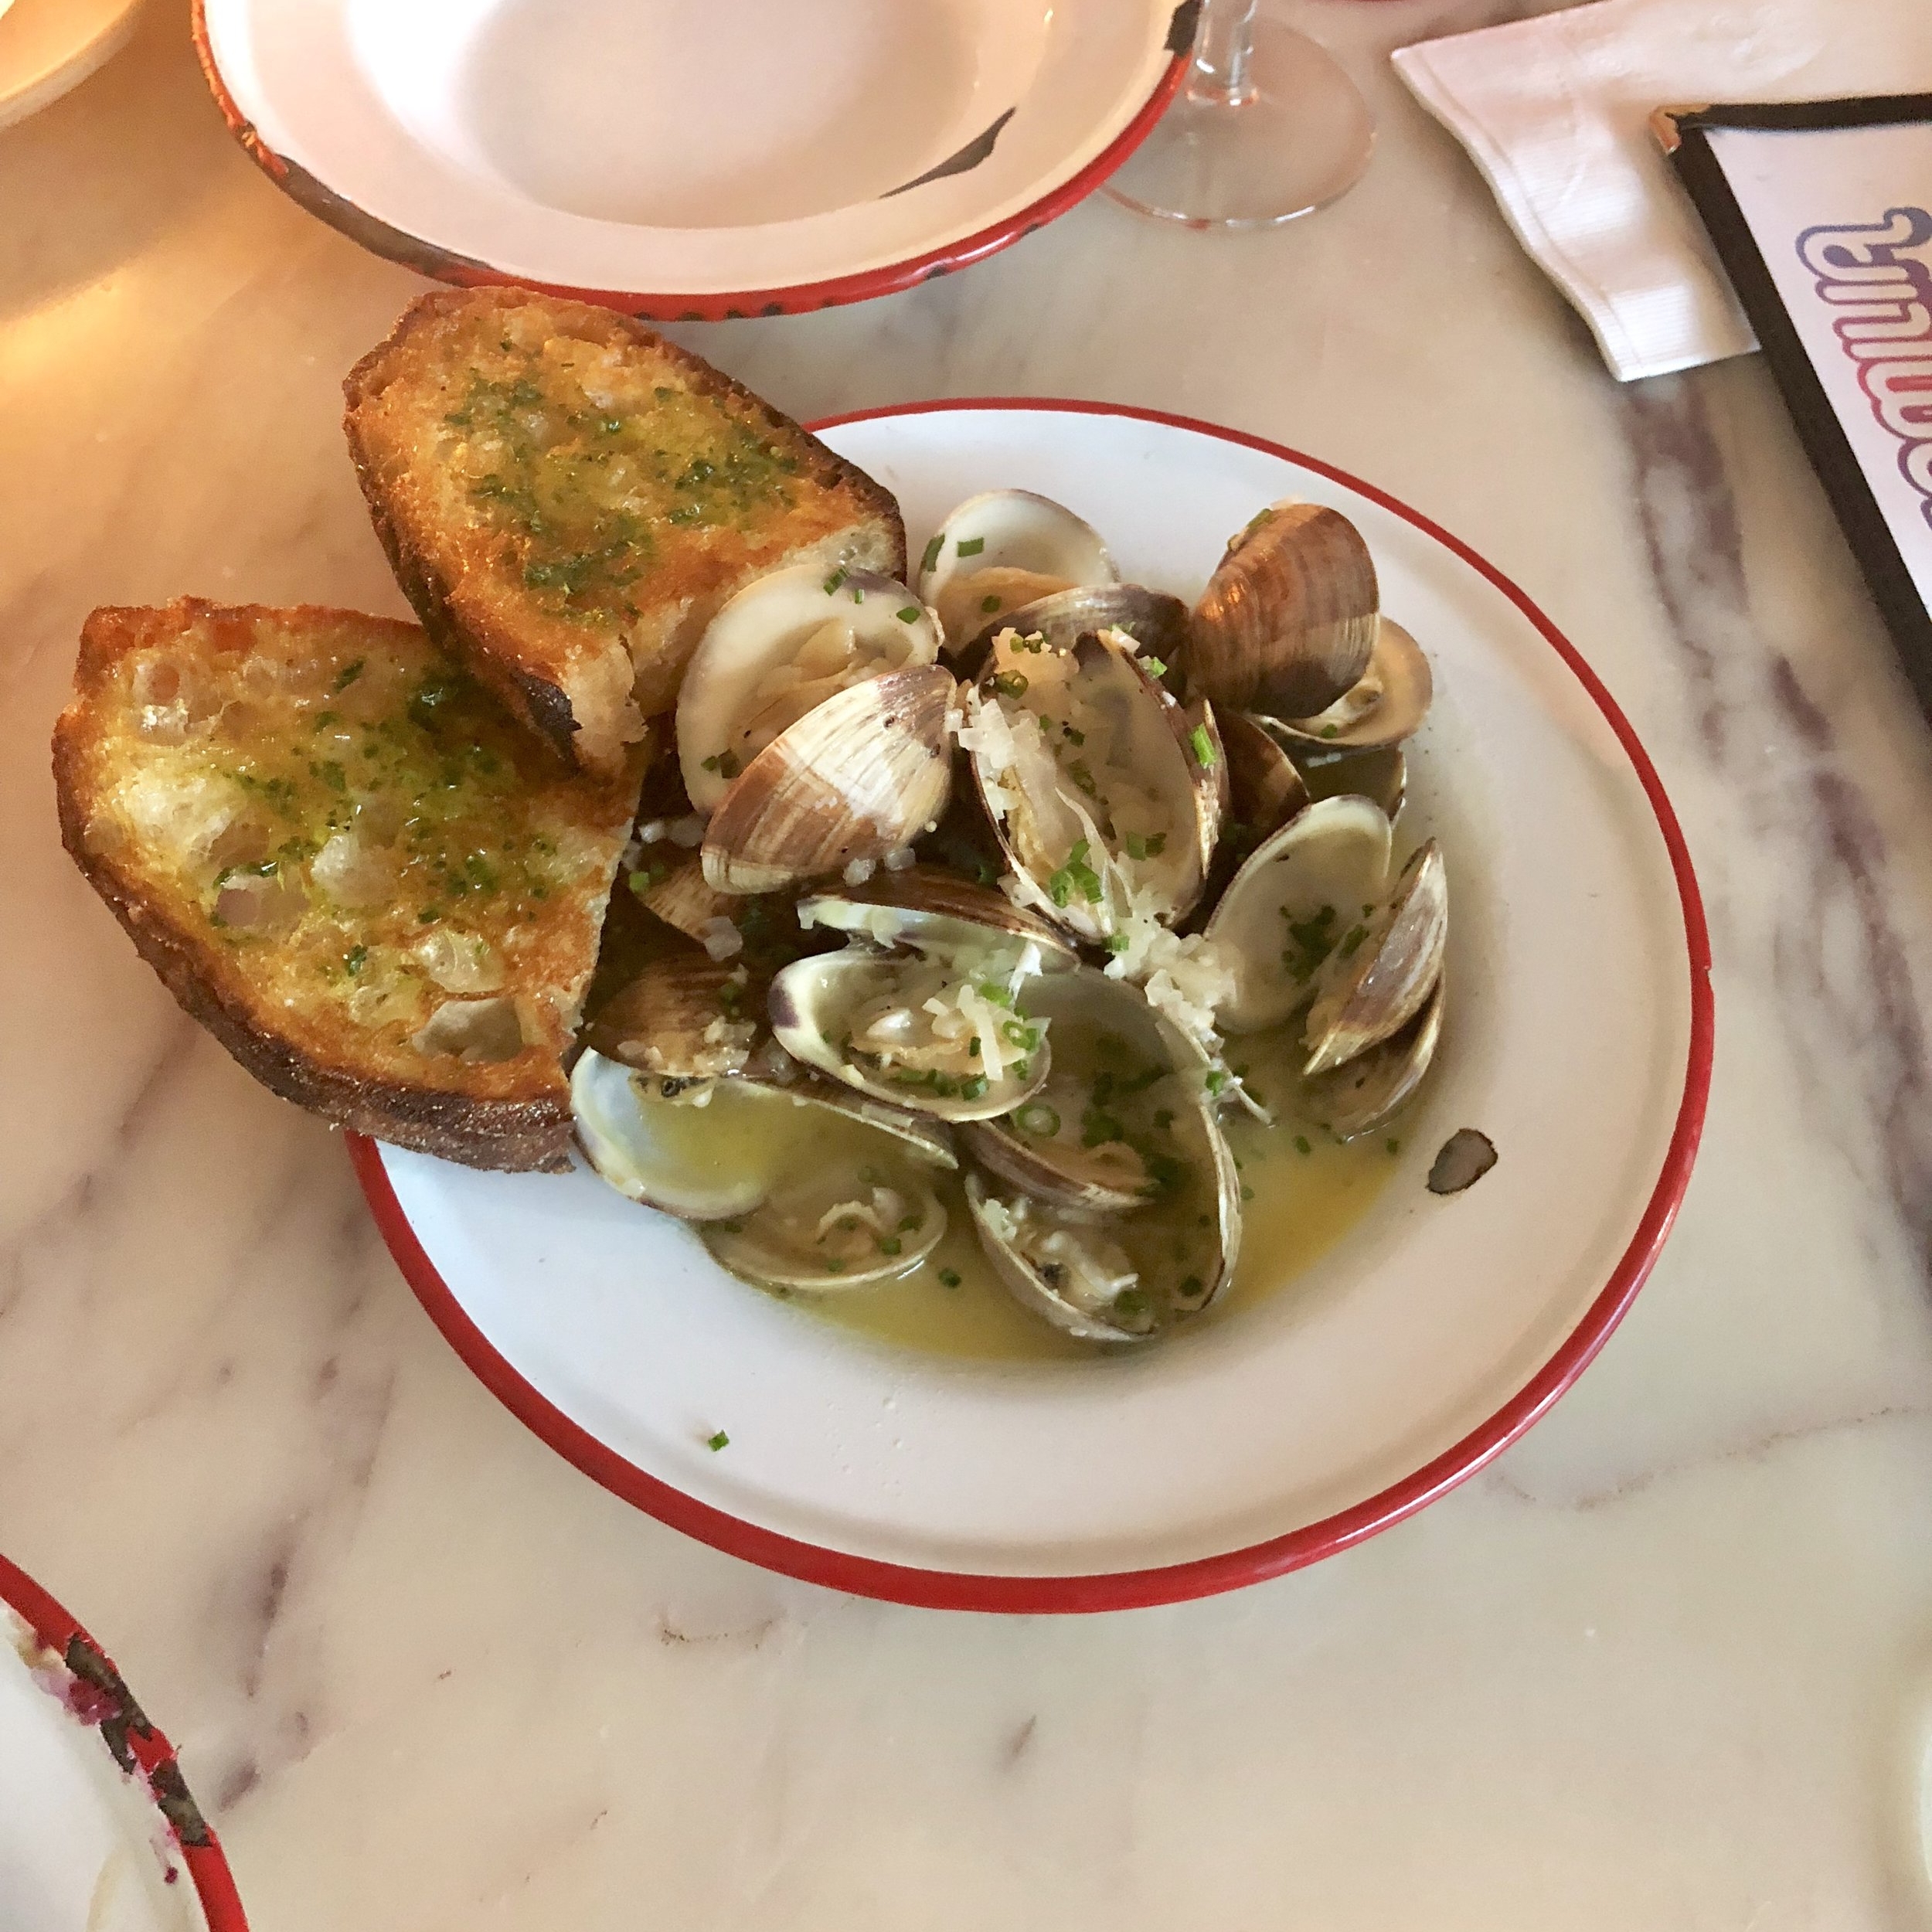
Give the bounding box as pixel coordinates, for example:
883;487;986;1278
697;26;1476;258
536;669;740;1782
192;0;1190;316
0;1553;247;1930
354;400;1712;1611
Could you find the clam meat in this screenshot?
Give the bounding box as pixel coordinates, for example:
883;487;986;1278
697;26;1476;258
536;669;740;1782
962;624;1223;946
770;872;1075;1122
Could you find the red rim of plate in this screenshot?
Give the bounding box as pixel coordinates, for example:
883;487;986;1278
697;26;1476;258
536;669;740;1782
188;2;1189;321
0;1553;250;1930
349;399;1716;1614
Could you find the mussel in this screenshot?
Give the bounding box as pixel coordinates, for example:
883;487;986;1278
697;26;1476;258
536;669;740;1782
917;490;1117;650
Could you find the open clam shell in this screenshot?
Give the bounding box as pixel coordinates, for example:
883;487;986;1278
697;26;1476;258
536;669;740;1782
1189;502;1379;719
1200;712;1314;909
958;968;1204;1216
768;940;1056;1123
954;583;1189;678
1304;976;1444;1138
572;1048;951;1287
917;489;1117;651
1304;838;1447;1077
701;664;955;896
1202;795;1394;1036
571;1049;777;1219
964;1087;1239;1343
795;864;1080;969
965;627;1224;946
704;1162;948;1291
676;566;941;812
581;954;762;1081
1253;618;1432;756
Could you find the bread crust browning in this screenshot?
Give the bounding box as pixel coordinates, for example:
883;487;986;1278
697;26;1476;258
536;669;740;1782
344;287;906;772
54;599;641;1172
56;793;572;1169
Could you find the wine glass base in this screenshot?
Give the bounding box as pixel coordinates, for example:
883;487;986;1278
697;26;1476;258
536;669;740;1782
1104;22;1375;229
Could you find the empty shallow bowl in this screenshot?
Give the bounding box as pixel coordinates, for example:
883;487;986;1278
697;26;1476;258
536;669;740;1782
192;0;1192;316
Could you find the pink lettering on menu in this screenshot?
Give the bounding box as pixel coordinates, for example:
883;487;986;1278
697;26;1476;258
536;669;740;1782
1796;206;1932;531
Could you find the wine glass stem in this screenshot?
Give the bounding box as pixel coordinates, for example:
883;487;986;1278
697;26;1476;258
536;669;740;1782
1188;0;1260;109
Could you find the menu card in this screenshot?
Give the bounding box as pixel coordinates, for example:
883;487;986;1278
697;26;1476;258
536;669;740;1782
1658;97;1932;715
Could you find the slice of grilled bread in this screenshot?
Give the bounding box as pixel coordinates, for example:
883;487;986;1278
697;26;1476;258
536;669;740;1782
53;600;647;1171
344;288;905;775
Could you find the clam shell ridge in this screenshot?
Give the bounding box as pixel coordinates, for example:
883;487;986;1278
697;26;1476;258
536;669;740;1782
700;664;956;896
1189;502;1379;719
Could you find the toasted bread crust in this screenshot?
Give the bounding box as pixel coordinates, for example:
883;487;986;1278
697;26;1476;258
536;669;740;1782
344;288;906;772
56;784;572;1168
54;599;642;1172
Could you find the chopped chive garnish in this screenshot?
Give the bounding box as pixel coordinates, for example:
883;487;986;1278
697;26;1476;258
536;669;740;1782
1046;838;1103;907
1321;725;1341;740
1015;1103;1061;1138
956;536;986;557
1240;1185;1255;1202
991;670;1029;700
938;1268;962;1288
1295;1134;1313;1155
1141;656;1167;678
1104;934;1131;954
968;1036;982;1057
823;566;849;594
332;658;366;692
1189;723;1218;767
878;1236;903;1257
1386;1138;1402;1155
981;594;1002;614
920;534;944;574
706;1430;730;1451
1205;1070;1227;1096
896;605;922;623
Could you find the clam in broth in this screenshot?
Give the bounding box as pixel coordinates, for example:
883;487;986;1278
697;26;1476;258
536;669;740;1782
575;490;1454;1353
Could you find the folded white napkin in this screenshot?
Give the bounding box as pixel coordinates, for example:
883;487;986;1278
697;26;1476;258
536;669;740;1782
1392;0;1932;381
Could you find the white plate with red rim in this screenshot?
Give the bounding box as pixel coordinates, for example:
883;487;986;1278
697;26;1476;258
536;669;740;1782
0;1553;247;1931
352;399;1713;1612
191;0;1192;319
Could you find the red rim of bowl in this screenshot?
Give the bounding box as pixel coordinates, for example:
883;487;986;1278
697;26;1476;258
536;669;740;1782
188;2;1189;321
349;398;1716;1614
0;1553;250;1930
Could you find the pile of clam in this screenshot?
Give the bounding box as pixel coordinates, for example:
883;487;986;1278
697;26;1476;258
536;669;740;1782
573;490;1447;1344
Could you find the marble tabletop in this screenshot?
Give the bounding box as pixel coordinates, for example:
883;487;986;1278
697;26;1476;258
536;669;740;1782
7;2;1932;1925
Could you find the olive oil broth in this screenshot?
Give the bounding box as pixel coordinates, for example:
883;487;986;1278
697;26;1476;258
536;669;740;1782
793;1118;1400;1362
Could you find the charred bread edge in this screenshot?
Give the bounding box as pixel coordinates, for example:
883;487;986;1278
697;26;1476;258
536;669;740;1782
342;287;910;751
53;626;574;1174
